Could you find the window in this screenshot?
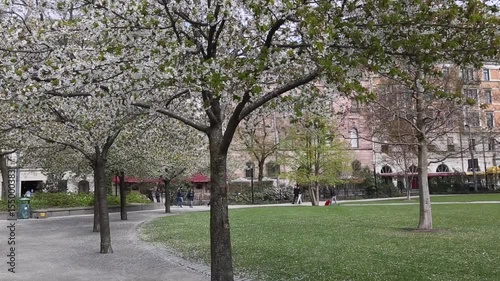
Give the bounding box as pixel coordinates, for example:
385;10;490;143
380;165;392;174
488;138;496;151
381;144;389;153
470;138;476;151
483;69;490;81
350;128;359;148
466;111;480;127
486;112;494;129
408;165;418;173
464;89;478;101
436;164;450;172
442;66;449;77
484;89;492;104
447;137;455;152
467;159;479;171
462;68;474;81
266;162;280;178
428;144;437;152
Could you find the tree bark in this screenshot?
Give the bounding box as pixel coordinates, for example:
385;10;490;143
257;159;264;186
93;184;100;232
95;156;113;253
1;155;9;200
309;184;319;206
119;171;127;220
209;131;234;281
164;179;171;213
415;73;432;230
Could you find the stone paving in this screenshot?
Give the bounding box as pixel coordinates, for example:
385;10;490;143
0;207;213;281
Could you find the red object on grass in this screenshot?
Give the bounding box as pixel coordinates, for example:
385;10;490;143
325;199;331;206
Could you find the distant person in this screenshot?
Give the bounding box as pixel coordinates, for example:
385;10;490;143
296;187;303;204
147;188;154;202
330;186;338;206
186;188;194;208
176;188;183;208
155;188;161;203
292;186;300;204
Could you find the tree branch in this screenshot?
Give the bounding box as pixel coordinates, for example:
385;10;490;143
239;70;320;120
131;102;209;133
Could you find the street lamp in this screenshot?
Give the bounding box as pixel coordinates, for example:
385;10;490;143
246;163;254;204
465;124;478;192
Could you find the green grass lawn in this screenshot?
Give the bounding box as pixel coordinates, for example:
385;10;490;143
141;204;500;281
350;193;500;204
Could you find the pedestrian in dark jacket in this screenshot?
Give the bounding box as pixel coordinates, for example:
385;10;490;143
186;188;195;208
176;188;183;208
293;186;300;204
330;186;338;206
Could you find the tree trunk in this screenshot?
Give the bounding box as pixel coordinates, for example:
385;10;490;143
417;139;432;230
309;183;319;206
209;132;234;281
93;185;100;233
257;159;264;188
415;73;432;230
1;155;9;200
119;171;127;220
164;180;171;213
95;158;113;253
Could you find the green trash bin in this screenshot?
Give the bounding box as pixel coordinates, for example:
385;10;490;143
18;198;31;219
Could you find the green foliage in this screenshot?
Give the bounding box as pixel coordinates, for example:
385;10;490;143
143;203;500;281
280;115;351;187
228;187;292;204
0;191;151;210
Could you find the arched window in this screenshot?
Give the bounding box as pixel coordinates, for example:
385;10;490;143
408;165;418;173
350;128;359;148
436;164;450;172
380;165;392;174
78;180;90;193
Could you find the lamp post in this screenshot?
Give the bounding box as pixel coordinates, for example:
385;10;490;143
246;163;254;204
465;124;478;192
482;133;488;189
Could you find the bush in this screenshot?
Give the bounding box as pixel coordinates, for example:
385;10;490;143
228;187;292;204
0;191;152;210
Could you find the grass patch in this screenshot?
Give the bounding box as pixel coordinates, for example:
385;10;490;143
142;204;500;281
350;193;500;204
0;191;151;211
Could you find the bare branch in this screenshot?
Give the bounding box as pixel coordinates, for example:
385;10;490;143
239;70;320;120
131;102;209;133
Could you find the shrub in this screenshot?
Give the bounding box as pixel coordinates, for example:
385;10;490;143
0;191;153;210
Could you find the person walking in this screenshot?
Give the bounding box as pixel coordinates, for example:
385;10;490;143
292;186;299;204
155;188;161;203
176;188;183;208
147;188;154;202
330;186;338;206
186;188;195;208
296;187;303;204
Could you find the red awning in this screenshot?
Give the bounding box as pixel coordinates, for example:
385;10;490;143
379;172;465;177
189;174;210;183
112;176;162;184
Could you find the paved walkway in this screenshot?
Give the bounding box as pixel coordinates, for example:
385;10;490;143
0;208;216;281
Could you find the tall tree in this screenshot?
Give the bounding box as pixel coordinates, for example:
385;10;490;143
236;107;281;186
281;115;351;205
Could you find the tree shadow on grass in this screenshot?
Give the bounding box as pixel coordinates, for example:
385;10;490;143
398;227;448;233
